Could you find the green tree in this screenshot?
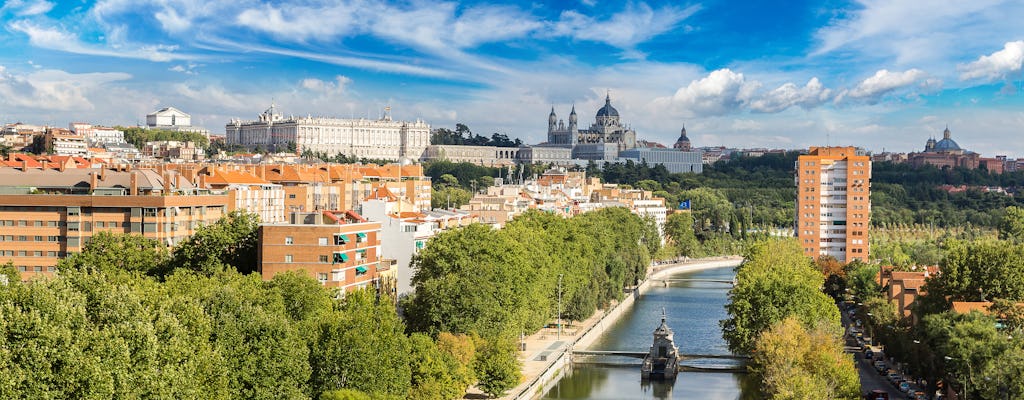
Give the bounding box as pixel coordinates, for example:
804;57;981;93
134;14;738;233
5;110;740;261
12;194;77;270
999;206;1024;243
473;336;521;398
58;231;169;276
408;333;469;400
752;317;860;399
721;239;841;354
170;211;260;275
309;290;411;398
431;186;472;209
917;240;1024;314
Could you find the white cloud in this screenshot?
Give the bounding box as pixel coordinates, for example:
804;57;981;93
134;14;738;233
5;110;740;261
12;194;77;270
7;20;189;62
959;41;1024;81
451;6;543;48
235;3;359;41
812;0;1014;67
0;66;132;111
300;75;351;95
654;69;761;116
0;0;54;16
552;3;700;49
750;78;832;113
844;69;928;101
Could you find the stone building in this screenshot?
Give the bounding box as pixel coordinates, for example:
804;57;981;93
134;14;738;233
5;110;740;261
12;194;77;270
545;93;638;160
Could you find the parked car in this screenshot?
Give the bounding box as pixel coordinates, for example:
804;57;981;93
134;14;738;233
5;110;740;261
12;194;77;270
887;371;901;383
865;389;889;400
864;348;874;359
913;391;928;400
873;360;887;372
898;381;911;393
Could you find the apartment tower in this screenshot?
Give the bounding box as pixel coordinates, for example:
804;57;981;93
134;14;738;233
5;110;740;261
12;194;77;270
796;146;870;263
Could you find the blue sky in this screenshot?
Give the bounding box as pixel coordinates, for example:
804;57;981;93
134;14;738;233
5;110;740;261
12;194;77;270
1;0;1023;156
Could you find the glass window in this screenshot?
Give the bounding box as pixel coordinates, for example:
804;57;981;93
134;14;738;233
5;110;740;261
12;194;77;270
319;255;329;263
285;254;293;263
285;236;293;245
318;237;328;246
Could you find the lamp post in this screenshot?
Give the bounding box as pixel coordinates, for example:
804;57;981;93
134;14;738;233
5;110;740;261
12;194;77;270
557;274;563;340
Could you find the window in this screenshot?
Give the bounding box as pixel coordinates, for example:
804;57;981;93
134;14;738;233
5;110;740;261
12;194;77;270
334;234;348;245
318;237;329;246
34;236;42;242
285;254;293;263
285;236;294;245
288;194;296;199
317;273;328;283
96;221;105;228
143;208;158;217
18;236;26;241
319;255;329;263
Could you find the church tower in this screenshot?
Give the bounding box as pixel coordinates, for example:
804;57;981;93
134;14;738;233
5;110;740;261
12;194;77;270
673;125;691;151
568;105;578;145
548;107;558;142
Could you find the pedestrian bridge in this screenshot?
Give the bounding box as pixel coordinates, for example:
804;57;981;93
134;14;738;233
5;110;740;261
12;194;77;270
570;350;749;373
651;278;736;287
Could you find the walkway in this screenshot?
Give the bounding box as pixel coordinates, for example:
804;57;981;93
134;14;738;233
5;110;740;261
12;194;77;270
476;256;742;400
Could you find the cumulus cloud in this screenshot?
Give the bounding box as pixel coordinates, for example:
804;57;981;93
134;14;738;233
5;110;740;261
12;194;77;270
654;69;761;116
552;3;700;49
844;69;929;101
959;41;1024;81
750;78;832;113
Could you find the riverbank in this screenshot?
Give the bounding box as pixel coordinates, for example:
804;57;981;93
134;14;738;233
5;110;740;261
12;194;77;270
494;256;743;400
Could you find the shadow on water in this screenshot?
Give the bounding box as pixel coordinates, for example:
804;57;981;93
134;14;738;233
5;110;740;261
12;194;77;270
542;266;760;400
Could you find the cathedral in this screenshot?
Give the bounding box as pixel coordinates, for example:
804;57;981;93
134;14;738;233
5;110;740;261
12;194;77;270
546;94;638;154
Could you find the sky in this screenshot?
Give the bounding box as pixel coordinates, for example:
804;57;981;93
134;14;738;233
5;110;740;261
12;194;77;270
1;0;1023;156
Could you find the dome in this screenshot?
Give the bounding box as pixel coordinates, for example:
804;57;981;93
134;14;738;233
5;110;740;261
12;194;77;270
596;94;619;117
932;138;961;151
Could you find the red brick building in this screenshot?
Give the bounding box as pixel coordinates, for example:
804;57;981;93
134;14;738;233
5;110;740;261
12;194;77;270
257;211;384;292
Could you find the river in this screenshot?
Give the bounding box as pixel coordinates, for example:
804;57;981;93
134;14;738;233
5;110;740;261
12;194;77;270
541;266;759;400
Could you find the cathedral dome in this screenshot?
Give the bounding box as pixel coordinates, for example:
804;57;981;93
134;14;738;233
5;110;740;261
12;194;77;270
596;94;619;117
932;138;961;151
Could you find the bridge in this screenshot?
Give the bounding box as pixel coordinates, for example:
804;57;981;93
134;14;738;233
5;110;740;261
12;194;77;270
651;278;736;287
571;350;749;360
570;350;748;373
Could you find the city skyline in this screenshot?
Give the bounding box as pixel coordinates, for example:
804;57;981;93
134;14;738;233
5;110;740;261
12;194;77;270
1;0;1023;156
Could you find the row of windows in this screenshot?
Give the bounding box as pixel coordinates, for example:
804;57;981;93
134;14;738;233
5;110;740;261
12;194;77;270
283;234;368;246
284;252;368;263
0;250;62;257
13;266;57;273
0;235;62;242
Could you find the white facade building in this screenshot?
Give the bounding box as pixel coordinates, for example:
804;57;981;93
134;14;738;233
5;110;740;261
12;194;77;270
226;104;430;160
227;184;287;224
70;123;125;145
147;107;211;137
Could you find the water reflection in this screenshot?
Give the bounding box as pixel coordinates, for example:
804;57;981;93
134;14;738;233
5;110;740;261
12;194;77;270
542;266;758;400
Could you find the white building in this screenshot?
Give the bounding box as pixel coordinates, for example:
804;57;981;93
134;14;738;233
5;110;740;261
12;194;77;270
147;107;211;137
69;123;125;145
618;148;704;174
226;104;430;160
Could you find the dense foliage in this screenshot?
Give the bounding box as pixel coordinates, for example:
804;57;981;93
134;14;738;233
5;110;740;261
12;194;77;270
404;208;659;337
118;126;210;150
430;124;522;147
721;239;857;398
752;317;860;399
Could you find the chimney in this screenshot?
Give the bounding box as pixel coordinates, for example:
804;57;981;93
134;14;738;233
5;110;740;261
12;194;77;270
176;173;184;190
90;172;98;192
130;171;138;196
199;174;207;189
99;167;106;181
163;172;171;194
22;159;28;171
41;160;47;171
58;160;65;172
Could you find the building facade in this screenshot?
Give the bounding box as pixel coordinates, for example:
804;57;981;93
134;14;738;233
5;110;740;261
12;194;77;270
226;104;430;160
147;106;211;137
795;146;871;263
618;148;704;174
0;167;228;279
257;212;383;292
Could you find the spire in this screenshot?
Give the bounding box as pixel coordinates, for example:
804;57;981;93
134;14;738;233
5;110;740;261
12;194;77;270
943;124;951;140
570;104;576;115
605;90;611;104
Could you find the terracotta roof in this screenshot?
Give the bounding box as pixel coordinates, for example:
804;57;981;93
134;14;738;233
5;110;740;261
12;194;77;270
951;302;991;314
365;185;398;202
902;279;926;290
204;169;270;186
892;271;927;281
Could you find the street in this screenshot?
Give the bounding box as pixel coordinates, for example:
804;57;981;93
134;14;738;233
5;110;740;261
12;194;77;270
841;304;909;400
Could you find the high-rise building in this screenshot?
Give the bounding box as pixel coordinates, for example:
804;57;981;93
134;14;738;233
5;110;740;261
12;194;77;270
795;146;871;263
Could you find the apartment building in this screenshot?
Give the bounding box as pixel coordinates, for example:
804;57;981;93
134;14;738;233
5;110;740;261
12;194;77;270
0;166;229;279
257;211;383;292
795;146;871;263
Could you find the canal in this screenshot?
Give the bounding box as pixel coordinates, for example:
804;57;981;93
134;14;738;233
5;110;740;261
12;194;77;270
541;266;759;400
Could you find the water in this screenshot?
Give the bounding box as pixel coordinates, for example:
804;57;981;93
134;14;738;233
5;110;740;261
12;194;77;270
542;266;759;400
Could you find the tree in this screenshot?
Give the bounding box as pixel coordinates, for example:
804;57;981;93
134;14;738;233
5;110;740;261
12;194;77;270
999;206;1024;243
473;336;521;398
408;333;469;400
58;231;170;276
431;186;472;209
721;239;841;354
752;317;860;399
170;211;260;276
308;290;411;398
917;240;1024;315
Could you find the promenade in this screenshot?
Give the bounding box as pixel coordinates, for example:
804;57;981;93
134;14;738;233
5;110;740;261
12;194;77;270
479;256;743;400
